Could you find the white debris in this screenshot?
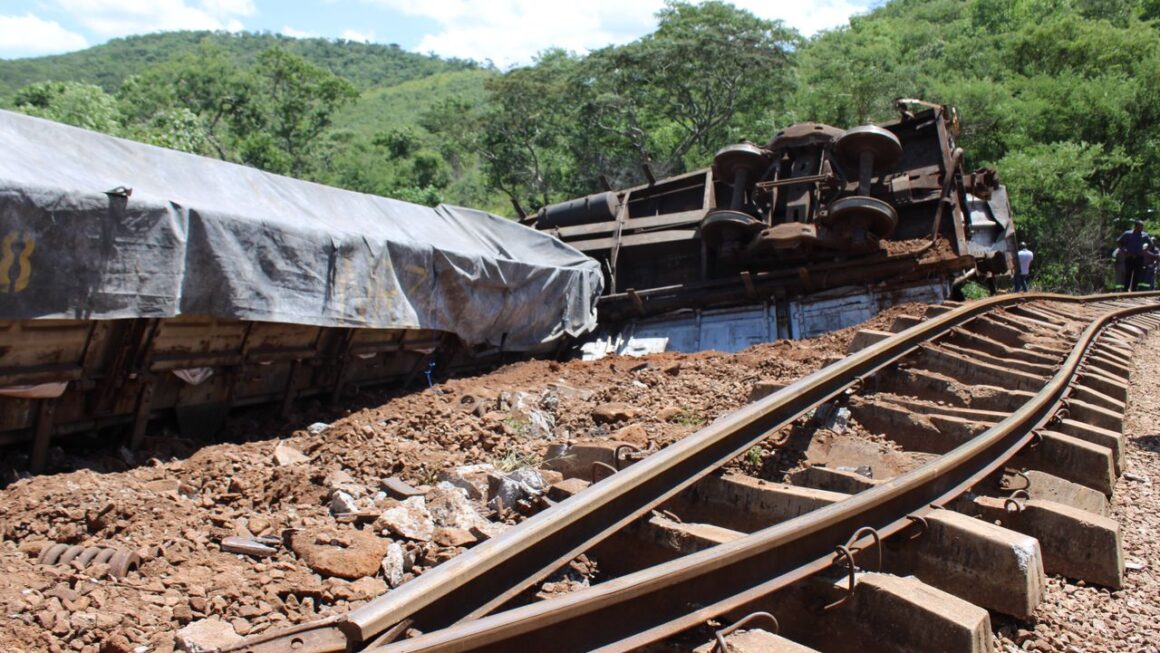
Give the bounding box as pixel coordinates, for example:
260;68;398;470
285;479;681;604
427;486;489;530
380;541;409;587
488;468;545;512
329;490;359;515
273;441;309;466
175;618;242;652
509;391;556;438
437;464;495;500
375;496;435;541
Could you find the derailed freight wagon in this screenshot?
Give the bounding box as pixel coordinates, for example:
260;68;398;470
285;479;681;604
0;110;602;472
525;101;1017;354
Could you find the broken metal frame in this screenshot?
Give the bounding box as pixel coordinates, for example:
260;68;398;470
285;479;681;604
598;251;975;322
224;291;1158;653
532;106;1000;323
0;318;453;461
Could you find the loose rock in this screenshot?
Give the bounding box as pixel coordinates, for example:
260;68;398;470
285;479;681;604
427;486;489;531
272;441;309;466
289;529;390;580
329;490;360;515
375;496;436;541
175;618;242;652
591;403;639;424
380;542;409;588
436;464;495;500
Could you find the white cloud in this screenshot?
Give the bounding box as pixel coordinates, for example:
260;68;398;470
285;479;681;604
732;0;869;36
200;0;256;16
50;0;254;38
369;0;871;68
282;25;320;38
341;28;375;42
370;0;659;67
0;13;89;57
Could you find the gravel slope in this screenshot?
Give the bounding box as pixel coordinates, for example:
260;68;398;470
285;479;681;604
993;327;1160;653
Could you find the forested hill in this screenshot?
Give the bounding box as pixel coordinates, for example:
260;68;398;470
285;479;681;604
2;1;1159;291
0;31;478;96
0;30;497;211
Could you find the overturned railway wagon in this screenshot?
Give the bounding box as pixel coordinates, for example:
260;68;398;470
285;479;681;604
527;101;1017;352
0;110;602;470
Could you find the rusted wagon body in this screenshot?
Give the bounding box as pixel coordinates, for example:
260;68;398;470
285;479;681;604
0;111;601;470
528;102;1016;349
0;316;449;453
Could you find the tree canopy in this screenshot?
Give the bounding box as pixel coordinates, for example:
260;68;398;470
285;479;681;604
3;0;1158;290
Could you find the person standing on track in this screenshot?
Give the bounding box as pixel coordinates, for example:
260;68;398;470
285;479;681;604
1117;220;1151;291
1014;242;1033;292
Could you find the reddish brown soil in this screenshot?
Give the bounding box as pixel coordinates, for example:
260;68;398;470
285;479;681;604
2;300;1153;653
882;236;957;260
0;306;920;653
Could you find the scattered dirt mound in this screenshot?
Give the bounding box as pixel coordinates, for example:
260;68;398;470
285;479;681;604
4;299;1158;653
882;236;957;261
0;303;926;653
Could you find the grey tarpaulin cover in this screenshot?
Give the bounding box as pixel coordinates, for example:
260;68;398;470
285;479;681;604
0;110;602;349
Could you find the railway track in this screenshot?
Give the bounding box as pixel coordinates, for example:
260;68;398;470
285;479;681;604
226;292;1160;653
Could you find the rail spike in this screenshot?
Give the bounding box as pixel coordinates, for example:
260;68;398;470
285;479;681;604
712;611;780;652
819;526;883;611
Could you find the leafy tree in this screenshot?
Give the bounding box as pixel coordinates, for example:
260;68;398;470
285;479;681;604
420;97;485;178
374;127;421;159
112;46;359;178
791;20;921;126
117;44;258;160
12;81;121;133
471;1;800;210
477;49;581;210
1143;0;1160;20
411;150;450;189
389;184;444;207
129;108;216;155
247;48;359;176
583;1;800;175
999;142;1130;291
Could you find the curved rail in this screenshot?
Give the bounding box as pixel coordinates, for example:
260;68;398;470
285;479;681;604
369;296;1157;652
228;292;1159;653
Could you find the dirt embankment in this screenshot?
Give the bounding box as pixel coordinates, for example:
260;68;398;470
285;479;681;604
1;306;913;653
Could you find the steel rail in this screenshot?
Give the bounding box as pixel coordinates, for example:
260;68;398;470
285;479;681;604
226;292;1158;653
367;295;1158;652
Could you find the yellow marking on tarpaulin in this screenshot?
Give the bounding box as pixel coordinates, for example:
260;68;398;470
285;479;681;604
0;230;35;293
403;263;429;297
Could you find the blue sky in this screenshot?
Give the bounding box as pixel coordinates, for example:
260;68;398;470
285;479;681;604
0;1;878;68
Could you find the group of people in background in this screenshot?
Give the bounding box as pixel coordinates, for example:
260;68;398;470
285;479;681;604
1010;219;1157;294
1114;219;1159;291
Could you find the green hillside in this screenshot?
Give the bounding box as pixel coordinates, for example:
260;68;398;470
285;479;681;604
0;31;498;208
3;1;1158;294
0;30;478;99
336;68;492;138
